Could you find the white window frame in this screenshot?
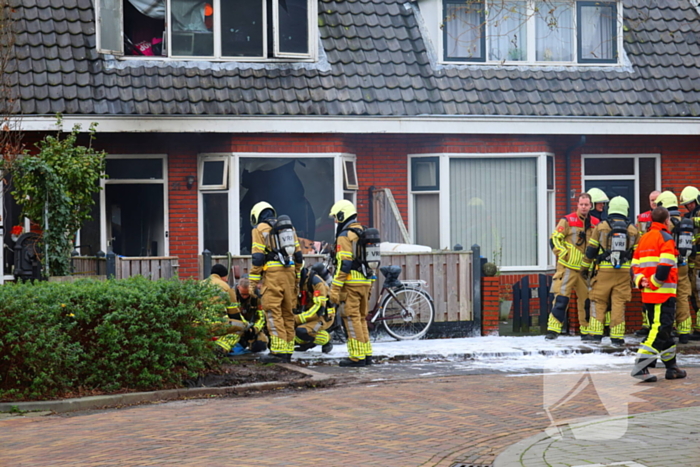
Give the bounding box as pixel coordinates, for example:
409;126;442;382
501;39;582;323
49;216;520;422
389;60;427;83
100;154;170;255
437;0;623;66
95;0;124;55
408;155;441;249
342;157;359;190
198;152;355;255
409;152;552;271
581;153;661;220
97;0;317;62
199;156;229;190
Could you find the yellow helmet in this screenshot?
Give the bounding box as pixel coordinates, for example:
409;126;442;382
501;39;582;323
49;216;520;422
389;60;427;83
607;196;629;217
587;187;609;204
329;200;357;223
654;191;678;209
680;186;700;206
250;201;276;226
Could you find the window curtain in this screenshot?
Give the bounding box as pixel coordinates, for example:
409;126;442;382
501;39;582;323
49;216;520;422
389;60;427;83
128;0;165;19
488;1;527;61
536;1;573;61
580;4;614;60
444;2;484;59
449;158;538;267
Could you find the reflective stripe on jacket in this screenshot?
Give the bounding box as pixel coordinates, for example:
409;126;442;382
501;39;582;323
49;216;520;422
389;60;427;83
551;212;599;270
631;221;678;304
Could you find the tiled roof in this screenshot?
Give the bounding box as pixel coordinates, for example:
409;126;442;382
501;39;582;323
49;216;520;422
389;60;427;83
9;0;700;117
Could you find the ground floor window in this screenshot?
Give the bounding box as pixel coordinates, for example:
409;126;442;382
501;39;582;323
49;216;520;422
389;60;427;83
409;152;552;271
199;153;356;255
582;154;660;218
84;154;169;257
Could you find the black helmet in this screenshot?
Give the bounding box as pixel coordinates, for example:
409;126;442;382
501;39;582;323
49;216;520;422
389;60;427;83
311;262;331;281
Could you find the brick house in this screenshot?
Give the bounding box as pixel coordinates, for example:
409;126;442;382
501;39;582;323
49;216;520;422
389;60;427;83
4;0;699;305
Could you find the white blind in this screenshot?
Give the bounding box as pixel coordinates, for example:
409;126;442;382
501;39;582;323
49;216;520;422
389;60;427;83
414;193;440;249
449;158;537;267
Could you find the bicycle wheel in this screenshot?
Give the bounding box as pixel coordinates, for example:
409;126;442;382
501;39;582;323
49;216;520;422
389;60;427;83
380;287;435;340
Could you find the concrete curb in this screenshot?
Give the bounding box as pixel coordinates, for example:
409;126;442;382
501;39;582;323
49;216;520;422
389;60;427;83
0;365;335;415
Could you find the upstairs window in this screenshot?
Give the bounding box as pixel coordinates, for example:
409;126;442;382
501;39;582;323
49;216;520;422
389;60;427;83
96;0;316;61
441;0;619;65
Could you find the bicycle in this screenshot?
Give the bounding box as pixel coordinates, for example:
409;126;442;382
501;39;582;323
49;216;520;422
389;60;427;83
330;264;435;342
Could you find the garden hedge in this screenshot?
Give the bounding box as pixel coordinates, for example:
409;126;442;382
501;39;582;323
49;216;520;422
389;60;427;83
0;276;226;401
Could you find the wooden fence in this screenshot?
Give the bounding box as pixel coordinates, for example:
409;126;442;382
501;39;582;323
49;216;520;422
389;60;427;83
207;251;473;323
70;256;179;280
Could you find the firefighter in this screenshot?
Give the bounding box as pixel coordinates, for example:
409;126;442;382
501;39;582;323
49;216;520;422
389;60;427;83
546;192;600;340
636;190;660;234
249;201;304;364
588;188;609;222
329;200;374;367
634;190;661;337
630;206;686;382
679;186;700;340
203;264;243;356
226;275;268;355
294;262;335;354
655;191;693;343
581;196;639;345
587;188;613;330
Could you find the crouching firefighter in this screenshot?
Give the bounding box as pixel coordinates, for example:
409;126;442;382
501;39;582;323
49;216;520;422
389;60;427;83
224;275;268;355
249;201;304;364
655;191;694;343
329;200;382;367
294;262;335;354
546;192;599;340
581;197;639;345
630;206;686;382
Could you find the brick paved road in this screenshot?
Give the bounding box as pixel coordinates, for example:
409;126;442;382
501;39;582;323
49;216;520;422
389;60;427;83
1;368;699;467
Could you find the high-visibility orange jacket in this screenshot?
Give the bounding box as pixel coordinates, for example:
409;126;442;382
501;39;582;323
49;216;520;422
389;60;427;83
631;221;678;304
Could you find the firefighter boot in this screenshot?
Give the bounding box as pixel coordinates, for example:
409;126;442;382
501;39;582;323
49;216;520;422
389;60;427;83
665;360;687;380
261;353;291;364
339;358;366;367
295;343;316;352
321;342;334;354
635;327;650;338
545;331;558;340
365;355;373;365
631;357;658;383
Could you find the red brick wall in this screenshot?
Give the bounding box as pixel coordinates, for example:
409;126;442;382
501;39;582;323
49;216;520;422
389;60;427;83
482;276;500;335
16;131;700;285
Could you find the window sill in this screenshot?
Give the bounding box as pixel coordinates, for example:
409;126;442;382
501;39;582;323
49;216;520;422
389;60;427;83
440;60;621;67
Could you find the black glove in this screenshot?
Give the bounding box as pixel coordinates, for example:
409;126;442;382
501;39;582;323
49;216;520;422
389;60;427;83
327;301;338;311
580;268;590;281
316;306;327;318
254;288;262;299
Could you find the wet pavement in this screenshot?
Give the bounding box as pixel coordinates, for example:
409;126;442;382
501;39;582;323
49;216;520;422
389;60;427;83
2;336;700;467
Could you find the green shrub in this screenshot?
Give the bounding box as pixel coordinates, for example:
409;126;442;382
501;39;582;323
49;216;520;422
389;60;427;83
0;277;224;401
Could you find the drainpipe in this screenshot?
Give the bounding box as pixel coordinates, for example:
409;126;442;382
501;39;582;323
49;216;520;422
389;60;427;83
565;136;586;211
367;185;375;228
